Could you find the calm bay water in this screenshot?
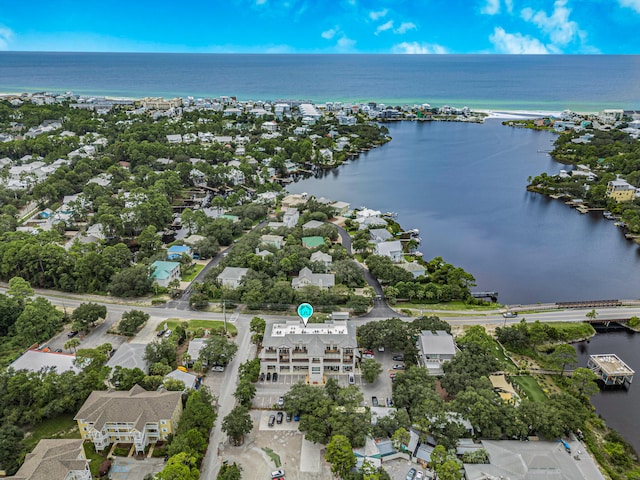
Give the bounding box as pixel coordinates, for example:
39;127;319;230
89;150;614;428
1;53;640;110
575;330;640;454
289;120;640;305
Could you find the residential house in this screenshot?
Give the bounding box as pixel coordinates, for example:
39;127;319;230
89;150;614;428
607;176;636;202
331;201;350;216
319;148;333;164
164;369;199;390
283;208;299;228
167;245;193;260
464;439;606;480
185;338;207;367
281;193;307;209
417;330;457;375
217;267;250;289
10;349;80;374
374;240;403;263
302;236;325;249
75;385;183;453
150;260;181;288
6;439;91;480
260;320;357;383
291;267;335;289
310;251;332;268
302;220;325;230
106;343;149;375
398;262;426;279
369;228;393;243
260;234;284;250
358;216;388;230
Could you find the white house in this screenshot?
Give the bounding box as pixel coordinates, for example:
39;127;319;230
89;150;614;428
374;240;403;263
291;267;335;289
217;267;250;289
283;208;300;228
310;251;332;268
417;330;457;375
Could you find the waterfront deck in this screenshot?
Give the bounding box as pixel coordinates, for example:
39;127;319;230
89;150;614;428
588;354;634;386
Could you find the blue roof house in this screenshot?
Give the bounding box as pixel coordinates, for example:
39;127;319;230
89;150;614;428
167;245;193;260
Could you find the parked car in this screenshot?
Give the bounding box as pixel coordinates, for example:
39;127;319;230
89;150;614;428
260;372;265;381
272;372;278;382
278;396;284;407
293;413;300;421
276;411;284;424
392;364;405;370
67;330;79;338
266;372;272;381
392;354;404;361
406;468;417;480
348;373;355;385
271;470;285;479
415;471;424;480
156;330;165;337
286;412;292;422
163;329;172;338
386;398;394;407
268;415;276;427
372;396;379;407
211;365;225;372
378;346;385;352
503;311;518;318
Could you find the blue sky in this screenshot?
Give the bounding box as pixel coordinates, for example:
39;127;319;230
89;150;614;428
0;0;639;54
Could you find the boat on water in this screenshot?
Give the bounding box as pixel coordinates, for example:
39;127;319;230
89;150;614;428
614;221;627;228
382;211;398;218
603;211;613;219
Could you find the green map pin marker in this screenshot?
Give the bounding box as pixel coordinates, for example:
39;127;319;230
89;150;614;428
297;303;313;327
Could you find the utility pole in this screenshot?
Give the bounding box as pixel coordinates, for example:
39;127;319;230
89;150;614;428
223;299;227;334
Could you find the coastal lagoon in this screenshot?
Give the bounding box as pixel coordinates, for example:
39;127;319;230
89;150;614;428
575;330;640;454
289;119;640;305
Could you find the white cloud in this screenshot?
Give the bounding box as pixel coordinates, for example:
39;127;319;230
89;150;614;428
369;9;388;20
394;22;417;34
321;28;337;40
482;0;501;15
337;36;356;50
392;41;448;54
481;0;513;15
375;20;394;35
489;26;550;54
521;0;581;45
0;26;14;51
619;0;640;12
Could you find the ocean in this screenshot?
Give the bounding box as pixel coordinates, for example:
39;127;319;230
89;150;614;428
1;53;640;111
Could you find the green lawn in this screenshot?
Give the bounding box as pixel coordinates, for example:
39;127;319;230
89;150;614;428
84;442;109;477
23;414;79;451
398;301;502;311
542;322;595;342
156;319;238;336
181;264;205;282
512;375;547;402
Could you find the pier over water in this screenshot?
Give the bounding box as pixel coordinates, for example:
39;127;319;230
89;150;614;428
588;354;634;386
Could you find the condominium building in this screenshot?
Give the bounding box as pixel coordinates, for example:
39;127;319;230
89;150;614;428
7;439;90;480
75;385;183;453
260;320;357;384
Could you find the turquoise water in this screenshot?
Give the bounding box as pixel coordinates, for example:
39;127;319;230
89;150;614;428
1;53;639;110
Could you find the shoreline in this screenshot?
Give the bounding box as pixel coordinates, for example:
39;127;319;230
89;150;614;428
0;90;604;117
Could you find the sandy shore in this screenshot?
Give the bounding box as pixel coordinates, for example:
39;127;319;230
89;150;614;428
480;110;564;120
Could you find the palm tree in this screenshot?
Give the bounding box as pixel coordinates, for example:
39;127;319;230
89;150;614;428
64;338;81;353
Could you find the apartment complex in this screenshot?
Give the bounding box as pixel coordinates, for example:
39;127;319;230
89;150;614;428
260;320;357;384
7;439;90;480
75;385;183;453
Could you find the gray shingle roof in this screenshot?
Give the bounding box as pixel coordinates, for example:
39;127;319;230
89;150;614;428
74;385;182;432
418;330;457;356
9;439;87;480
106;343;148;374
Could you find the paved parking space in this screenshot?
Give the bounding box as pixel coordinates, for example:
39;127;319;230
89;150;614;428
383;459;433;480
257;410;299;431
109;457;165;480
